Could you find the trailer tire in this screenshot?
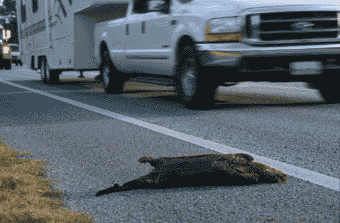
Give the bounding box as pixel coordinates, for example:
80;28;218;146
41;58;60;85
175;44;218;110
100;50;125;94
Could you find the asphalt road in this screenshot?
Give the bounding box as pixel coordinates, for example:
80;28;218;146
0;66;339;223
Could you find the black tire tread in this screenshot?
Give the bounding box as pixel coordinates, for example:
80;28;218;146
100;51;126;94
175;43;218;110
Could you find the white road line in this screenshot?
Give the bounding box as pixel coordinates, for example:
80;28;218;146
0;79;339;192
0;91;33;95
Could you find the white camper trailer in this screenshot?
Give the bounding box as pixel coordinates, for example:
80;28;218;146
15;0;129;83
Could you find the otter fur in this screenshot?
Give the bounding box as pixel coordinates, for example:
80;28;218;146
95;153;287;196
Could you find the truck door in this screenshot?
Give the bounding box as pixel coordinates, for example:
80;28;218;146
144;0;176;75
125;0;176;75
125;0;153;73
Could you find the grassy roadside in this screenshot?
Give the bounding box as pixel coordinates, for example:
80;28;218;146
0;136;96;223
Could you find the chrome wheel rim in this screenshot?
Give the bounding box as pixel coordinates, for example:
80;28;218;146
103;65;110;86
181;69;196;97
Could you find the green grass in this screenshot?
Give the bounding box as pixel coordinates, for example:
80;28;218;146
0;136;96;223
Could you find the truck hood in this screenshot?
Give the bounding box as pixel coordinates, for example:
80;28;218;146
179;0;339;18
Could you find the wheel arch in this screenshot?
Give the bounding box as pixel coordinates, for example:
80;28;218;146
173;35;199;79
174;35;197;66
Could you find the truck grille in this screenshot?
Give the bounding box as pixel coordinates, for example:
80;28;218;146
255;11;338;41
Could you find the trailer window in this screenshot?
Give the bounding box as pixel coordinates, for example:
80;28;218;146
32;0;38;13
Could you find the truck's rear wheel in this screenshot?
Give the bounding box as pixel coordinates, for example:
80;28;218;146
41;58;60;85
175;44;218;110
100;51;126;94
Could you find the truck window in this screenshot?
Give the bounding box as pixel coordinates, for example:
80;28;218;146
133;0;170;14
32;0;38;13
132;0;149;14
20;0;27;23
178;0;193;3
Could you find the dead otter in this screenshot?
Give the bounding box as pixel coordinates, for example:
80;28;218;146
95;153;287;196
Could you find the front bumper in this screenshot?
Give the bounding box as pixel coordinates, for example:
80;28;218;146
197;42;340;68
2;54;12;60
11;56;21;63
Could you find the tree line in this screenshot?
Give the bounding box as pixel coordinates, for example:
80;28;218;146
1;0;18;44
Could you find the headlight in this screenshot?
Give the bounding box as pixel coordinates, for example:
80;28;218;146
207;17;243;34
205;17;244;43
2;46;10;54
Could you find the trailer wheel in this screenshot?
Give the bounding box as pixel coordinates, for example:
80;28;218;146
175;44;218;110
100;50;125;94
41;58;60;85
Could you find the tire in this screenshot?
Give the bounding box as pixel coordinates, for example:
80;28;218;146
41;58;60;85
175;44;218;110
100;50;126;94
4;59;11;70
309;81;339;104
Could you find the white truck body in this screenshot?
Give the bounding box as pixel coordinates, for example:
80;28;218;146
16;0;339;73
15;0;340;108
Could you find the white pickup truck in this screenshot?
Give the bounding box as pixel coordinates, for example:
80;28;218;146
16;0;339;109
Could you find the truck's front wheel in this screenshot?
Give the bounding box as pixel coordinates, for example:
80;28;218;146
175;45;218;110
100;51;126;94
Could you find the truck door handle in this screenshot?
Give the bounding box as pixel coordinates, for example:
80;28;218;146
141;21;146;34
170;20;177;25
126;24;129;35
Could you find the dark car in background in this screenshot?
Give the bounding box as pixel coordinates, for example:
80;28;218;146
0;42;12;70
0;43;22;69
8;44;22;66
